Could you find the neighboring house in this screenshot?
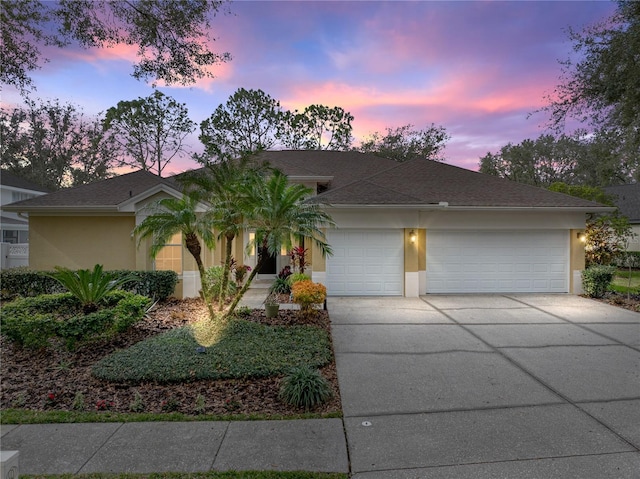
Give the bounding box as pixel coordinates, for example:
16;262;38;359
3;150;611;297
603;183;640;251
0;170;51;269
1;170;50;244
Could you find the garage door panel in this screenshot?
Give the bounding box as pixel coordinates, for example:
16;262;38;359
327;229;403;296
427;230;568;293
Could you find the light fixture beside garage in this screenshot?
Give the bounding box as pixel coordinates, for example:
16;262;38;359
577;231;586;242
409;230;417;243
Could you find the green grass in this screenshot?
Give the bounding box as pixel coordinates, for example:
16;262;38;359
19;472;348;479
610;269;640;293
92;319;332;383
0;409;342;425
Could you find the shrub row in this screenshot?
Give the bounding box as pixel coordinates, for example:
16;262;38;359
0;268;177;301
611;251;640;269
0;291;150;349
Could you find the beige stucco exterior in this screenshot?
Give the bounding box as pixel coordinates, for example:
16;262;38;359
29;215;136;271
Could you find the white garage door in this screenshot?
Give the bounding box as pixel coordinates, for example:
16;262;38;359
327;229;404;296
427;230;569;293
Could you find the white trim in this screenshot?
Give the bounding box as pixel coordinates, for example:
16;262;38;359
405;271;419;297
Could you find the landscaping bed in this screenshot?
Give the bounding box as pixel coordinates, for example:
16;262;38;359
0;298;341;418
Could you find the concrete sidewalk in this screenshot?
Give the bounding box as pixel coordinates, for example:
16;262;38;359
331;294;640;478
1;419;348;475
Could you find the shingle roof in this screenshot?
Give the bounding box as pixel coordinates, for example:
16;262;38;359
257;151;606;209
4;151;609;211
3;170;180;209
0;170;51;193
604;184;640;222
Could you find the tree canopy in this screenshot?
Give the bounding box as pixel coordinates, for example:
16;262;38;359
542;0;640;158
1;0;232;95
104;91;195;176
197;88;355;163
356;124;449;162
0;99;118;190
479;132;635;188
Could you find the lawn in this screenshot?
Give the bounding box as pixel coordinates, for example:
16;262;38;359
609;269;640;294
1;298;341;421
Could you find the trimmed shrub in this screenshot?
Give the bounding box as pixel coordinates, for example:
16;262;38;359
582;265;617;298
0;269;177;301
292;280;327;314
0;291;150;349
278;366;332;410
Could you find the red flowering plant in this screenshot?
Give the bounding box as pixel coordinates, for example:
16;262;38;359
290;246;310;273
45;392;57;406
95;399;114;411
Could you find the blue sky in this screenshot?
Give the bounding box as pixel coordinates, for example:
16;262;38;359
3;1;617;175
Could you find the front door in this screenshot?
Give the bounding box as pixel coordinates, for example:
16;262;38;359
258;246;277;276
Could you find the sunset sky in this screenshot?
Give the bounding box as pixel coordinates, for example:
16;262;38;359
3;0;617;175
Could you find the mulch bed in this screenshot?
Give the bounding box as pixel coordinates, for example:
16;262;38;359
592;291;640;312
0;298;341;417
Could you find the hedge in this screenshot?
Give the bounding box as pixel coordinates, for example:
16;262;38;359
0;269;178;301
0;291;150;349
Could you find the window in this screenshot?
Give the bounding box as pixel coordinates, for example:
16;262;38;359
2;230;28;244
155;233;183;274
11;192;35;202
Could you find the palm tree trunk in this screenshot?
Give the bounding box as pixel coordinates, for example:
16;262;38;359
223;248;268;320
185;232;216;320
218;233;235;311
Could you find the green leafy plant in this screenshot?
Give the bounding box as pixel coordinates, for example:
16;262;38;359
269;276;291;295
72;392;85;411
582;264;617;298
287;272;311;287
129;391;145;413
194;394;206;414
278;366;332;410
48;264;137;313
202;266;237;304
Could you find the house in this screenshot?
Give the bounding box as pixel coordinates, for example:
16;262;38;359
3;150;611;297
0;170;51;269
1;170;50;244
603;183;640;251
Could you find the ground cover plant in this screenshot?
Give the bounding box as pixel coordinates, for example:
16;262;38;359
1;298;341;419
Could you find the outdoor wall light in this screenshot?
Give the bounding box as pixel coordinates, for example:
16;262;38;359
409;230;417;243
577;232;586;242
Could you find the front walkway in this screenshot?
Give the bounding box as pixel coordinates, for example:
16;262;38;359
329;294;640;478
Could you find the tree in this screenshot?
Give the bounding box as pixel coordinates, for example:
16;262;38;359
179;156;266;310
478;132;634;188
357;124;449;162
133;194;217;319
1;0;232;95
224;170;335;317
104;91;195;177
542;0;640;156
281;105;354;150
0;99;118;190
198;88;284;162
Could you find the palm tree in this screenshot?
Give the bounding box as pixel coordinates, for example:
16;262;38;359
133;194;217;319
224;169;335;317
180;157;266;310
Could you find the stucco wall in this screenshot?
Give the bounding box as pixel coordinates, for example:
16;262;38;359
29;215;136;271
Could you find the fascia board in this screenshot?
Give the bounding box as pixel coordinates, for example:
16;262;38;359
319;204;615;213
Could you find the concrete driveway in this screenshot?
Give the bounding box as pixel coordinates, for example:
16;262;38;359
329;294;640;478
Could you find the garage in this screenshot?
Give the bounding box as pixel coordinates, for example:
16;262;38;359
326;229;404;296
426;230;569;293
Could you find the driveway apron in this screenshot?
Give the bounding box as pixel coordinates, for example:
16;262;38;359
329;295;640;478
